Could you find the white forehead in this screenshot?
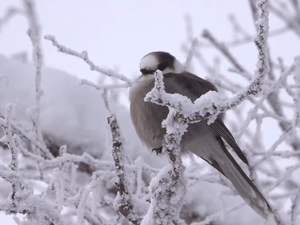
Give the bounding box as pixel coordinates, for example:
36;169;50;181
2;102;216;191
139;54;159;70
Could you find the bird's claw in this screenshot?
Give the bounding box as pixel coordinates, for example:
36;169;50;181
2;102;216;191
152;147;162;155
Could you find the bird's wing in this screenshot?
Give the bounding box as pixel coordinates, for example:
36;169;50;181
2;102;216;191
209;120;248;164
164;72;248;164
164;72;219;102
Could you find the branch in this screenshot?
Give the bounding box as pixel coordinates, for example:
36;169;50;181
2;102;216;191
23;0;53;160
44;35;133;85
202;29;251;80
269;2;300;37
80;79;130;91
0;105;23;209
143;71;187;225
291;187;300;225
251;0;270;95
108;115;144;224
183;38;198;70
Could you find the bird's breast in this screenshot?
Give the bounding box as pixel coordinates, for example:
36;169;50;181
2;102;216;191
129;76;168;149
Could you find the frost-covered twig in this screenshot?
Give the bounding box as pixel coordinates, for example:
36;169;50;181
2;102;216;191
0;117;53;159
44;35;133;85
251;0;285;139
24;0;42;125
291;187;300;225
23;0;52;159
248;0;259;24
251;0;270;95
0;105;23;209
80;79;130;90
228;14;253;41
0;105;67;225
236;57;299;139
184;38;198;70
202;29;251;80
269;2;300;37
108;115;144;224
292;58;300;130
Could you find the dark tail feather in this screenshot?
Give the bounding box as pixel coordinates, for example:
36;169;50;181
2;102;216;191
217;145;272;218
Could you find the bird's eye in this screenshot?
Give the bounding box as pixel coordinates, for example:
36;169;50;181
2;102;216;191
157;62;168;71
140;69;156;75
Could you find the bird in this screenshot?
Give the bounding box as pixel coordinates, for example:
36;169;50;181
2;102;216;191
129;51;272;219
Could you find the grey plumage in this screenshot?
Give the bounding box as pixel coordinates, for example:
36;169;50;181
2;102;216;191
130;51;272;219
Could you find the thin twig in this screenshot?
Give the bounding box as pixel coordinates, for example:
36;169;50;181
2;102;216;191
44;35;133;85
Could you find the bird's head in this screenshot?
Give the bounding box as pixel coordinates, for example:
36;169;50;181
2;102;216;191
139;51;184;75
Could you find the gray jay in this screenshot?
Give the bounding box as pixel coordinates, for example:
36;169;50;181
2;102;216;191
129;51;272;218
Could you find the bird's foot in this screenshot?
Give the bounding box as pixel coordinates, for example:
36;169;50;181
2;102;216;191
152;147;162;155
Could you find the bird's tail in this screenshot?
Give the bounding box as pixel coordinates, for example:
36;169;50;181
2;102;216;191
217;147;272;219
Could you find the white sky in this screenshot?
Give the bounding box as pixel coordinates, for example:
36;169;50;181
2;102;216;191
1;0;298;83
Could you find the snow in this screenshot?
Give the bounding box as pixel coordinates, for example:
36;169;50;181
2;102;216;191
0;54;104;157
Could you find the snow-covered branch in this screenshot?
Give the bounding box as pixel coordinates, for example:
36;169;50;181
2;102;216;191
251;0;270;94
141;71;187;225
44;35;133;85
80;79;130;91
108;115;145;224
23;0;53;160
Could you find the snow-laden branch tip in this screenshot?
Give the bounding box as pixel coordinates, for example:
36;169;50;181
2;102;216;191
44;35;133;85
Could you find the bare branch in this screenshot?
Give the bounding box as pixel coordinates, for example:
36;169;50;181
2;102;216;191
202;29;252;80
291;187;300;225
269;2;300;37
184;38;198;70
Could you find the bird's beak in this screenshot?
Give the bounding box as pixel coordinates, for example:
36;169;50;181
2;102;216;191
140;69;155;75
